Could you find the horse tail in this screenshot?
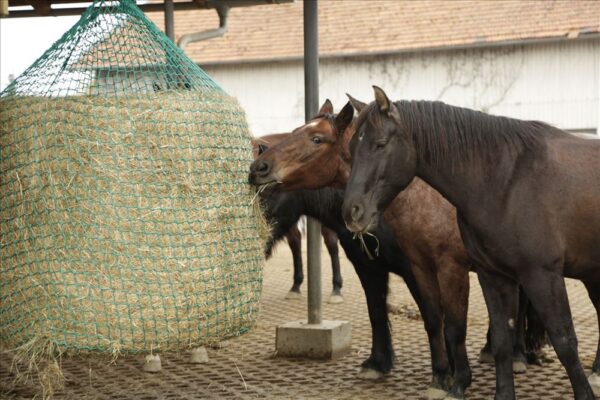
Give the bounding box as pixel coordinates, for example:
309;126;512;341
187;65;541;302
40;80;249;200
525;303;548;355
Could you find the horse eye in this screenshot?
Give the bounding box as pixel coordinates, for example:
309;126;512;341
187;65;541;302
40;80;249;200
376;141;387;149
312;136;322;144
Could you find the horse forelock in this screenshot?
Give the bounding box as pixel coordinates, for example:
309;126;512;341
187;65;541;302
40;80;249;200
314;113;339;135
293;114;337;137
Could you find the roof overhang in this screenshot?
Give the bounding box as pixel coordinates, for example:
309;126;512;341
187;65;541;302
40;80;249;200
195;32;600;67
2;0;293;18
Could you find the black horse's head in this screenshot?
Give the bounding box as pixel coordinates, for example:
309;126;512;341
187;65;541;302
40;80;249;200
342;86;417;233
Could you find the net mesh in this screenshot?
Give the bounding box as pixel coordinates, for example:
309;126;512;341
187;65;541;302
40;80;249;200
0;0;267;359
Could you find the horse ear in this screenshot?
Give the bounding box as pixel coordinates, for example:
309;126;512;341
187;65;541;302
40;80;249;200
335;102;354;136
373;85;391;113
346;93;366;113
319;99;334;115
251;138;269;159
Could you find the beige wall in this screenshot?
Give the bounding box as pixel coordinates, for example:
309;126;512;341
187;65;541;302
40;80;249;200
202;39;599;138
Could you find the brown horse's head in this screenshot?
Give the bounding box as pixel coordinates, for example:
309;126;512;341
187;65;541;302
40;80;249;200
251;132;292;160
248;99;354;190
343;86;418;233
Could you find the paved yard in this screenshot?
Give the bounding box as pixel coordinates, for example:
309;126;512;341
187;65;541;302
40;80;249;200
1;239;597;399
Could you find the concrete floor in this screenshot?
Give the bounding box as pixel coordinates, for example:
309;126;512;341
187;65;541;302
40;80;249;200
1;239;597;399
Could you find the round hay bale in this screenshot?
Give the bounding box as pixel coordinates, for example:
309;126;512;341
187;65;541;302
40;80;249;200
0;91;267;356
0;8;269;397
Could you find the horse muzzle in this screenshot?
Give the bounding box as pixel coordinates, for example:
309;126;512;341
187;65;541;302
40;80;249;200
342;198;378;233
248;159;274;185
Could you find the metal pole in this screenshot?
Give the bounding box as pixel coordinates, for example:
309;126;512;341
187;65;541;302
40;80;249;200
164;0;175;42
304;0;322;325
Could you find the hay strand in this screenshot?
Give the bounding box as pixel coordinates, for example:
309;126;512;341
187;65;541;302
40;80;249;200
353;232;380;260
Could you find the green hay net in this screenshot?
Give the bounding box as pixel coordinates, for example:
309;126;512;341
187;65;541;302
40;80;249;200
0;0;267;360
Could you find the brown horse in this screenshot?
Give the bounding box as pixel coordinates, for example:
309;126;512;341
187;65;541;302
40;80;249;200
341;86;600;400
249;101;549;399
252;134;343;303
250;102;461;399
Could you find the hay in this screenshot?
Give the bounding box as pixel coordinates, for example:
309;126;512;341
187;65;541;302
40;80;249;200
1;2;270;397
0;92;268;365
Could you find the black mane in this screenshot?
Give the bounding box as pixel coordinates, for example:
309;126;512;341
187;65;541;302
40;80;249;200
361;100;567;167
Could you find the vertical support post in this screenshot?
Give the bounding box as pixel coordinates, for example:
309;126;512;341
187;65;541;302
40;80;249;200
164;0;175;42
278;2;350;355
597;65;600;141
0;0;9;18
304;0;322;325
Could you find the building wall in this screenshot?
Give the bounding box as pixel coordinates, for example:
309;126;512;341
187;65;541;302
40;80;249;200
202;38;599;138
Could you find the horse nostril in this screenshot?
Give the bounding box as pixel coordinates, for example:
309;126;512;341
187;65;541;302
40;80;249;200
253;160;271;176
351;204;363;222
257;161;269;172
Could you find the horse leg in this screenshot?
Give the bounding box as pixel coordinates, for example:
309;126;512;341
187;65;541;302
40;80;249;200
322;226;343;303
479;289;528;374
437;261;471;399
511;287;528;374
520;271;595;400
284;225;303;300
353;265;394;379
583;281;600;396
477;269;519;400
409;263;451;399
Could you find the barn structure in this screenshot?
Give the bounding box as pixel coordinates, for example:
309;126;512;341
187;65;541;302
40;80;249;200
1;1;600;399
146;0;600;138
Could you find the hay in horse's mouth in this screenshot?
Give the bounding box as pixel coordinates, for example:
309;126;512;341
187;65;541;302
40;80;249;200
353;232;380;260
250;182;278;205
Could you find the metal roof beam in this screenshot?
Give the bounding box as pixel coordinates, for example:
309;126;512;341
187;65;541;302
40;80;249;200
4;0;292;18
31;0;51;15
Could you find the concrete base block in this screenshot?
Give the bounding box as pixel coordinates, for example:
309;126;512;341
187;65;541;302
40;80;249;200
276;320;351;360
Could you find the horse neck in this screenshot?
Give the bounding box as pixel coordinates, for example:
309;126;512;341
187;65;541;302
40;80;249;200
414;135;521;222
334;127;355;186
334;150;352;186
298;189;346;231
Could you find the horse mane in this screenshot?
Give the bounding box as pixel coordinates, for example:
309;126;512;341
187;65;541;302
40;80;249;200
361;100;567;167
298;187;345;221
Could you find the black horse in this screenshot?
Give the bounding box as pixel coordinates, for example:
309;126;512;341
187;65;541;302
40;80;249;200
261;195;343;303
258;185;429;381
342;86;600;400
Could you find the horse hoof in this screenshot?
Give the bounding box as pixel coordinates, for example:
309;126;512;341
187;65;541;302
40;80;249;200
328;294;344;304
357;367;384;380
588;372;600;396
478;350;494;364
285;290;302;300
512;360;527;374
527;349;553;365
426;386;448;400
